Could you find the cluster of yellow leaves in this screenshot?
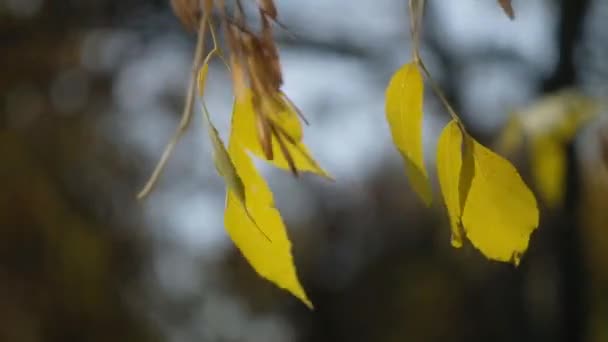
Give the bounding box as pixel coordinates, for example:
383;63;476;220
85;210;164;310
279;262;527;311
437;121;538;264
385;60;539;265
199;63;327;309
209;92;330;309
497;90;600;207
222;102;317;309
191;1;330;309
138;0;331;309
146;0;540;309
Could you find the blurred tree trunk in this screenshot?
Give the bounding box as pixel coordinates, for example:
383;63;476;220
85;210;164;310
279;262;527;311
541;0;591;341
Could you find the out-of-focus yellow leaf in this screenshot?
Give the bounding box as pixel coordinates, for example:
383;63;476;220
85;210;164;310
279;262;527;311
506;90;599;208
518;90;598;139
496;112;524;155
461;135;539;265
232;92;331;179
224;105;313;308
530;134;565;208
385;62;431;206
436;120;464;248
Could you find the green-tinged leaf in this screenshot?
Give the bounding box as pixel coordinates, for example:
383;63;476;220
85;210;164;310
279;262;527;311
201;103;271;241
436;120;464;248
530;134;565;208
202;105;245;203
385;61;431;206
224;104;313;309
461;134;539;265
232;91;331;179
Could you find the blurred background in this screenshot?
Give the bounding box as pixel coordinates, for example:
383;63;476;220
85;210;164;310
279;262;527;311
1;0;608;341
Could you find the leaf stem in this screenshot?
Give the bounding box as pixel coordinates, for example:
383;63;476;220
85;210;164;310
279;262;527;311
408;0;423;61
417;59;466;132
137;14;209;200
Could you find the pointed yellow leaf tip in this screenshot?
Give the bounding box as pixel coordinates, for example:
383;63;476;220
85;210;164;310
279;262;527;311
385;61;432;206
233;91;332;179
223;105;313;309
460;134;539;265
436;120;464;248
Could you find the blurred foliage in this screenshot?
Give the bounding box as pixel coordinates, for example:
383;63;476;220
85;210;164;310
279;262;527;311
0;127;157;341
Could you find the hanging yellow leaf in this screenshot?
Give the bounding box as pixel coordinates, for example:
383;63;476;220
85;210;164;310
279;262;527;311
224;106;313;309
530;134;565;208
232;91;331;179
461;134;539;265
385;62;431;206
436;120;464;248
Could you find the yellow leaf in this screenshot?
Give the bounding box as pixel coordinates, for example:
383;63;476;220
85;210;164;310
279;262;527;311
461;134;539;265
385;62;431;206
496;112;524;155
224;106;313;309
436;120;464;248
267;93;303;142
232;91;331;179
530;134;565;208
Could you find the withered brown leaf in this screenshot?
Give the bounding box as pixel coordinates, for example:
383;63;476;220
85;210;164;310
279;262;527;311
170;0;201;31
497;0;515;19
257;0;278;20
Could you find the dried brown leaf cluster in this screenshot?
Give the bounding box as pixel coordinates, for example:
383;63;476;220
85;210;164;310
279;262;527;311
223;3;300;171
141;0;302;198
200;0;303;174
170;0;201;31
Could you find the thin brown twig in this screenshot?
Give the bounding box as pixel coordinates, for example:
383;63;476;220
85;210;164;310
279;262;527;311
137;14;209;200
407;0;465;132
408;0;424;61
270;124;298;176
